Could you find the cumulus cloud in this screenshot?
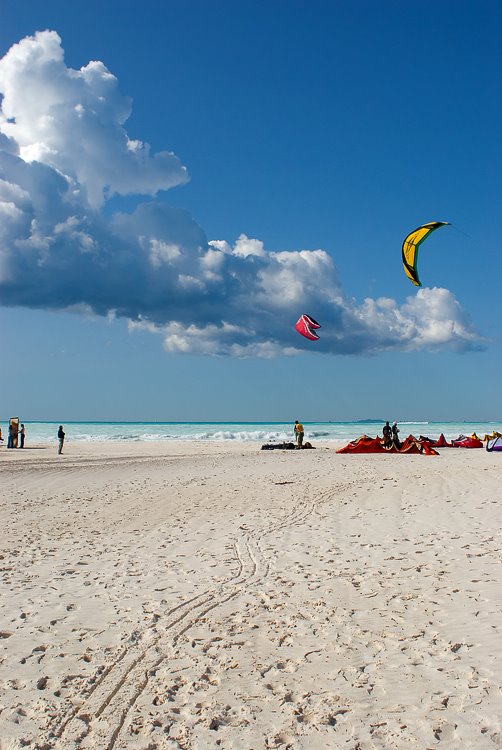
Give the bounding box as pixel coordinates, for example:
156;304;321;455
0;30;187;208
0;31;484;357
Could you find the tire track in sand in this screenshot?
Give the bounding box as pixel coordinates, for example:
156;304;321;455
45;532;266;750
41;481;343;750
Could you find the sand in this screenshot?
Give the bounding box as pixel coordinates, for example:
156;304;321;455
0;440;501;749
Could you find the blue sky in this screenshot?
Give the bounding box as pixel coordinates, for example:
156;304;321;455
0;0;500;421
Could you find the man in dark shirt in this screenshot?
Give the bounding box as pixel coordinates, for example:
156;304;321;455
58;425;65;454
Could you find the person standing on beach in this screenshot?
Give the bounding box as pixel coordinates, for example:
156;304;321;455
7;423;13;449
19;424;25;448
382;421;391;447
58;425;65;454
294;420;304;449
392;421;400;448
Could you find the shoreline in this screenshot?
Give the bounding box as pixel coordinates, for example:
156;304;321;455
2;419;499;450
1;441;501;748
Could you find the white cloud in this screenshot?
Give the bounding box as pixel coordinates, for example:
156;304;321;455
0;30;188;208
148;239;181;267
232;234;266;258
344;287;482;354
0;30;484;358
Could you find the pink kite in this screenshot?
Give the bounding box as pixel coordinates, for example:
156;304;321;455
295;313;321;341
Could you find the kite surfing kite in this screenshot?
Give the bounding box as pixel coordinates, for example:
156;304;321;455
295;313;321;341
402;221;450;286
486;436;502;452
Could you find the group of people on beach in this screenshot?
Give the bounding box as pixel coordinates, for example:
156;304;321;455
1;422;26;449
382;420;400;448
294;419;401;450
1;423;66;454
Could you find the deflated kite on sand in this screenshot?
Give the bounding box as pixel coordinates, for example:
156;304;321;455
486;436;502;452
336;435;439;455
420;433;484;448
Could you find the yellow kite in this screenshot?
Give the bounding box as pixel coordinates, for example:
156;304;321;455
402;221;450;286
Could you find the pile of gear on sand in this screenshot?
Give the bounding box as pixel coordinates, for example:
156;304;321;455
261;420;315;450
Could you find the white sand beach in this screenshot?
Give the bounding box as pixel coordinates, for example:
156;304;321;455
1;440;501;749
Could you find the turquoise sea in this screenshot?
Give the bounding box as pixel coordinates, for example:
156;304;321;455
6;420;501;444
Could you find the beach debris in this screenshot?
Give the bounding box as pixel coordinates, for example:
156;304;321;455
274;731;294;745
